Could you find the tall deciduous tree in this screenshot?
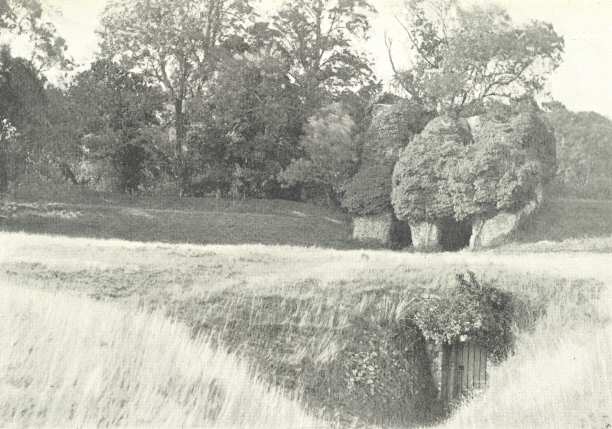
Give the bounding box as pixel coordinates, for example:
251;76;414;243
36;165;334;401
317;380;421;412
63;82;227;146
62;60;167;193
273;0;376;112
388;0;564;115
187;46;304;198
99;0;253;161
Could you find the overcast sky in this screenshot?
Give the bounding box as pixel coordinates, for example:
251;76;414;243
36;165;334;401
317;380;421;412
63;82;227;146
41;0;612;119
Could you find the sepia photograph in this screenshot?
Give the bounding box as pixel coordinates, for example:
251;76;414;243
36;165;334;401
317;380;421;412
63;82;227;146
1;0;611;427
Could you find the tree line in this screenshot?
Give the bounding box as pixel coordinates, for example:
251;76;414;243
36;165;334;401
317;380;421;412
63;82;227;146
1;0;608;203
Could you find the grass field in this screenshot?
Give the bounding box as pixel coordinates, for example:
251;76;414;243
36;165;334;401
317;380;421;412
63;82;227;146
1;231;611;428
1;192;612;427
0;193;352;248
3;194;612;252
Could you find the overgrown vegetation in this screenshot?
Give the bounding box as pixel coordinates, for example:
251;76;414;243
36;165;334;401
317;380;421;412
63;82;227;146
340;162;394;216
391;105;556;226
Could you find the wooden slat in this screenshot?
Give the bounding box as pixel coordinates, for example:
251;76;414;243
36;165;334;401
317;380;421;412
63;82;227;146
479;347;486;389
483;349;488;387
440;343;450;402
459;343;464;395
448;343;456;403
466;343;473;393
472;347;482;389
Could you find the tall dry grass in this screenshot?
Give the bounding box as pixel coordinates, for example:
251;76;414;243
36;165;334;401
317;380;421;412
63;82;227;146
0;283;324;429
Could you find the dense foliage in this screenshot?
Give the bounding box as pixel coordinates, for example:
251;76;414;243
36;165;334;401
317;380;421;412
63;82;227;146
0;47;47;193
545;102;612;199
280;103;359;200
341;101;433;215
408;271;515;363
62;60;167;193
8;0;611;216
392;107;556;224
391;115;472;222
184;49;304;198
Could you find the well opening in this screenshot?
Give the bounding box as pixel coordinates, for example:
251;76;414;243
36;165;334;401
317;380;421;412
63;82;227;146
439;218;472;251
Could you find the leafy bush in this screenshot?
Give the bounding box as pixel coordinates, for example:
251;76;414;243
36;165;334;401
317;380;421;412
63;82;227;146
408;271;515;363
391;115;472;223
361;101;432;164
341;101;433;216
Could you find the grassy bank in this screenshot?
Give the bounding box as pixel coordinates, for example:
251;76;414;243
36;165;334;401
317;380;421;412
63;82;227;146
2;232;608;427
0;283;322;428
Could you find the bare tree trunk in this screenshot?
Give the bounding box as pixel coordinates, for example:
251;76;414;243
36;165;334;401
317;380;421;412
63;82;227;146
174;98;189;197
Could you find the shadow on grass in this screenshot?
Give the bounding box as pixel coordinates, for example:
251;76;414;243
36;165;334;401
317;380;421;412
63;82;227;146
0;199;360;249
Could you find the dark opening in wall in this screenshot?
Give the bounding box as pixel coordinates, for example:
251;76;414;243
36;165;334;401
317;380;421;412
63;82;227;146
439;218;472;251
391;219;412;249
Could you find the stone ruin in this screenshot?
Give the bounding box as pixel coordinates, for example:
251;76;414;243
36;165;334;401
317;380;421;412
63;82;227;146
346;101;430;247
348;102;556;251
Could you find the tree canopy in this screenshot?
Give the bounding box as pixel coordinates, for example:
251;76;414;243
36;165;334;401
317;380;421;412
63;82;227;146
99;0;253;153
273;0;377;111
0;0;69;71
389;0;564;115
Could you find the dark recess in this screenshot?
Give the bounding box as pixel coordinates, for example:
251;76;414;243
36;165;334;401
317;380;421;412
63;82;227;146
439;218;472;251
